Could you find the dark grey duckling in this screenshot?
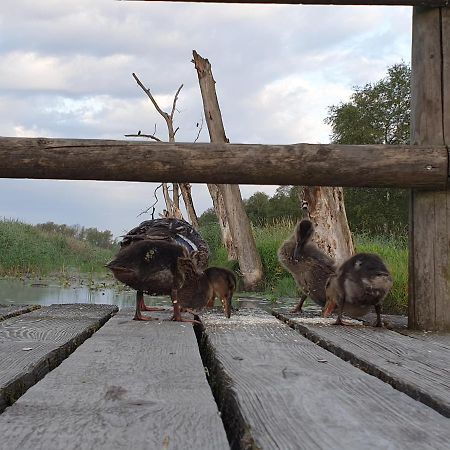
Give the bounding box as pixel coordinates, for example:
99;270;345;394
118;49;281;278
323;253;393;326
278;219;336;312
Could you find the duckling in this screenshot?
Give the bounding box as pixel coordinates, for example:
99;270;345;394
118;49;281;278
278;219;336;312
323;253;393;326
176;258;214;320
204;267;237;318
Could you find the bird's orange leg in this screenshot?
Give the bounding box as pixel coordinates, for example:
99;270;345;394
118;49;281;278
133;291;159;321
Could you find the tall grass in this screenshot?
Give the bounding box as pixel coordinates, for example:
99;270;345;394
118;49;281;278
200;220;408;314
0;219;116;277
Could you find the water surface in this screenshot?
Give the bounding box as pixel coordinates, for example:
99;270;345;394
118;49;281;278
0;277;171;309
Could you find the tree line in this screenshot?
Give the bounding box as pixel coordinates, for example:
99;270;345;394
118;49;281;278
36;222;117;249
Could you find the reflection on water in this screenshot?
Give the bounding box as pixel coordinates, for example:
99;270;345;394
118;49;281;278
0;278;283;313
0;278;172;309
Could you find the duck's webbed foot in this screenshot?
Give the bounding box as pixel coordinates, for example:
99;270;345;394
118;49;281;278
141;305;166;312
133;312;159;321
169;291;201;324
333;316;348;325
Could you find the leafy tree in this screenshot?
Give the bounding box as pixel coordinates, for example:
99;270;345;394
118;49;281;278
198;208;218;226
325;63;411;145
325;63;411;235
245;192;270;226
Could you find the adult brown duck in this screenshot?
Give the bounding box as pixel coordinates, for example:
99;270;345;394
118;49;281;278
278;219;336;313
107;218;210;321
323;253;393;326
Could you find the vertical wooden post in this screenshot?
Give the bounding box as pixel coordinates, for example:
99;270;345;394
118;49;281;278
409;7;450;331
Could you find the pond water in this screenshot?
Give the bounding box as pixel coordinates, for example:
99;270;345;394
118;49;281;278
0;277;171;309
0;277;278;311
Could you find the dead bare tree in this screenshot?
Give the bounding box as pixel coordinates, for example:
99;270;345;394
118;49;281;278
127;73;199;228
193;50;263;290
300;186;354;263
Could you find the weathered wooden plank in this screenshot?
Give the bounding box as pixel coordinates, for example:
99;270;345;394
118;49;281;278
121;0;448;7
275;310;450;418
0;304;118;413
409;6;450;331
0;309;229;450
0;304;40;322
0;137;447;188
444;8;450;144
399;329;450;351
200;309;450;450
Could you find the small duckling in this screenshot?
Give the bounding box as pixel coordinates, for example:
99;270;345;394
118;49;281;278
204;267;237;318
175;257;214;320
323;253;393;326
278;219;336;312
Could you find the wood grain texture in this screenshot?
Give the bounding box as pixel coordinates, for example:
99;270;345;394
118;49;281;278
122;0;448;6
409;7;450;331
200;309;450;450
0;309;229;450
275;311;450;417
0;304;118;413
399;329;450;351
0;304;40;322
0;137;447;188
444;8;450;144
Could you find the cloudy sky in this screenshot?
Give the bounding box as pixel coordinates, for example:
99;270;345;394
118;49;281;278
0;0;412;237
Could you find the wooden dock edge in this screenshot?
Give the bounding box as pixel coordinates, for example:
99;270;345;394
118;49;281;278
0;305;118;414
272;310;450;418
0;305;41;322
194;323;257;450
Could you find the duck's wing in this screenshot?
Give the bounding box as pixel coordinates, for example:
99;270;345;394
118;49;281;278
121;218;209;268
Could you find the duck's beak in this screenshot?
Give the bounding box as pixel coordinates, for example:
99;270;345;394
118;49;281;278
323;299;336;318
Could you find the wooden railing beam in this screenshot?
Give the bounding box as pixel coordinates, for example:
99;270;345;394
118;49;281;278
0;137;447;188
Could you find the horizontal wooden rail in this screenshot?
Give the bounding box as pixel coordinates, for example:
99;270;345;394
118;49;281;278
120;0;449;7
0;136;447;188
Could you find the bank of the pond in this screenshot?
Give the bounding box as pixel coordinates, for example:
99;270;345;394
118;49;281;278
0;219;116;277
0;219;408;314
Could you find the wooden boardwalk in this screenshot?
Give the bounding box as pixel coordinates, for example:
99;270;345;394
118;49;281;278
0;304;449;450
0;306;228;450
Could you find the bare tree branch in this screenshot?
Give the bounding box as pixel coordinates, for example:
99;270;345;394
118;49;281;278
124;133;162;142
170;84;184;119
137;183;163;218
132;72;167;119
194;114;204;143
